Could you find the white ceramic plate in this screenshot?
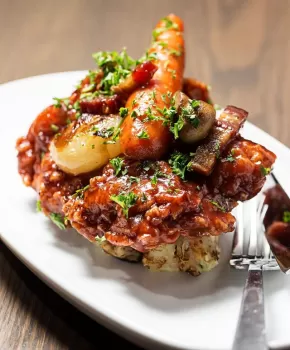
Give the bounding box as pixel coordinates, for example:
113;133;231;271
1;72;290;350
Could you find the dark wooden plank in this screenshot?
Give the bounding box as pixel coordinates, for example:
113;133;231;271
0;0;289;348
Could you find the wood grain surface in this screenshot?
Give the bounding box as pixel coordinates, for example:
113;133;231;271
0;0;289;349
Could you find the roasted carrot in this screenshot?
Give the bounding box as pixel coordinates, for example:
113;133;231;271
120;14;185;159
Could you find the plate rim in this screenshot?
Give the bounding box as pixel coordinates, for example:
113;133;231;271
1;71;289;350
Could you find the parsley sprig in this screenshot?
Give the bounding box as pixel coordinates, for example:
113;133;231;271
168;151;190;180
283;211;290;223
50;213;66;230
110;192;138;218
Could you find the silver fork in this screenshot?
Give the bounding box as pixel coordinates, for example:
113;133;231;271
230;194;279;350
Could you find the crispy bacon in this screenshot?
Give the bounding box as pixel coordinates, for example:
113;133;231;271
188;106;248;176
79;95;122;115
63;160;236;252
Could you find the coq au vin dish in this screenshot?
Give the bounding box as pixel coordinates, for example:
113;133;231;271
16;14;276;276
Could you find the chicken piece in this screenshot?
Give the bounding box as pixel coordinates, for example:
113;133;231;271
211;138;276;201
63;160;235;252
35;153;90;216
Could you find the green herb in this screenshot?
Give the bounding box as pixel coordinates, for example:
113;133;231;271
161;94;167;102
169;49;182;56
119;107;129;118
283;211;290;223
53;97;63;108
110;157;124;176
168;152;190;180
171;116;184;139
73;185;90;199
132;99;137;107
214;141;220;159
82;83;95;93
260;166;271;176
152;90;156;101
210;201;226;213
92;48;136;94
66;118;71;125
131;110;138;119
137;130;149;139
110;192;138;218
168;68;176;79
151;170;169;185
224;150;235;163
36;200;42;212
152;17;179;41
129;176;140;184
51;124;59;132
142;160;152;171
91;126;115;138
95;236;106;244
50;213;66;230
141;193;148;202
157;41;168;48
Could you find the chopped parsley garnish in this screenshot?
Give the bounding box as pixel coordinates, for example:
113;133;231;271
214;141;221;159
168;68;177;79
151;170;169;185
129;176;140;184
91;126;115;138
168;151;190;180
53;97;63;108
142;160;152;171
50;213;66;230
110;192;138;218
260;166;271;176
141;193;148;202
224;150;235;163
283;211;290;223
131;110;138;119
152;90;156;101
36;200;42;212
214;104;222;111
132;99;137;107
210;201;226;213
169;49;182;56
170;115;184;139
110;157;124;176
92;48;136;94
51;124;59;132
119;107;129;117
137;130;149;139
152;17;179;41
95;236;106;244
73;185;90;199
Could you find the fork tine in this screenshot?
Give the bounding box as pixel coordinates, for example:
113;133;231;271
248;197;258;257
232;204;244;256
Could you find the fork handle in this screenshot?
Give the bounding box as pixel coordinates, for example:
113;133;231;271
232;264;267;350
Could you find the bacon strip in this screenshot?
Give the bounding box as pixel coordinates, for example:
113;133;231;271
188;106;248;175
120;14;185;160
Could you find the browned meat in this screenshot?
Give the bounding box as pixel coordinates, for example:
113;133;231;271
210;138;276;201
182;78;211;103
79;95;122;115
35;153;90;216
63;160;236;252
188;106;248;176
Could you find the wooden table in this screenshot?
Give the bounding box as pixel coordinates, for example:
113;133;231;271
0;0;289;348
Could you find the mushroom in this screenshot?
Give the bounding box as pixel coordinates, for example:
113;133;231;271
174;91;216;144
